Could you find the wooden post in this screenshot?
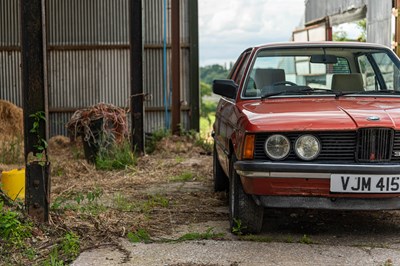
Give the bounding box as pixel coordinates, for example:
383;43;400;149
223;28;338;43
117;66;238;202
21;0;50;222
129;0;144;154
171;0;181;135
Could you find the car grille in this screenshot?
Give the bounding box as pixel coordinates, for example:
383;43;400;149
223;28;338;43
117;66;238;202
356;128;393;162
254;129;400;163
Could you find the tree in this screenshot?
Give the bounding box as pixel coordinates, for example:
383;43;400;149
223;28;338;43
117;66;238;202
200;64;230;85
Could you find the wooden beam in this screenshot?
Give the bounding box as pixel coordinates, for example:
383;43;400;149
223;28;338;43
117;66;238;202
171;0;181;135
21;0;50;222
129;0;144;154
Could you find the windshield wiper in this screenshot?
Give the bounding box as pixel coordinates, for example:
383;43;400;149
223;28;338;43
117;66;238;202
335;90;400;98
261;87;335;99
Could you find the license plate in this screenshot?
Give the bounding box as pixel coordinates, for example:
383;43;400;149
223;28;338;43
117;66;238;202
330;174;400;193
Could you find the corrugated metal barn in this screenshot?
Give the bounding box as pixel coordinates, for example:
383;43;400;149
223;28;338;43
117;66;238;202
0;0;199;137
299;0;393;47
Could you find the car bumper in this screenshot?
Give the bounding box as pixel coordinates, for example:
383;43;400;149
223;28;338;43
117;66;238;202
234;161;400;209
254;195;400;210
235;161;400;178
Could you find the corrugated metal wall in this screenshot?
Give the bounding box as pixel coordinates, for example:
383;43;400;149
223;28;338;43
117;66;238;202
0;0;196;136
305;0;392;47
0;0;22;106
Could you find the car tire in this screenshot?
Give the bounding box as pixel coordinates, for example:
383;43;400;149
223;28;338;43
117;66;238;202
229;154;264;234
213;143;229;192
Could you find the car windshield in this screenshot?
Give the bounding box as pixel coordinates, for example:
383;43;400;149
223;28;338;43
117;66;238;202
242;47;400;98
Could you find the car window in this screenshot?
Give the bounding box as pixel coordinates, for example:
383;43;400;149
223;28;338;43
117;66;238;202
233;52;251;85
243;53;350;97
242;47;400;99
371;53;400;91
358;54;381;91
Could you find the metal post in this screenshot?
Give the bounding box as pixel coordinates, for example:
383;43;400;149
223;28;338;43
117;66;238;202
395;0;400;56
21;0;50;222
171;0;181;135
189;0;200;132
130;0;144;154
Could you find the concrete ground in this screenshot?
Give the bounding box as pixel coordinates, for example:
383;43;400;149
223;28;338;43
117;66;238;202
73;208;400;266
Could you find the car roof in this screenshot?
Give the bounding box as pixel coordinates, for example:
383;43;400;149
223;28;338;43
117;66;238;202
252;41;390;50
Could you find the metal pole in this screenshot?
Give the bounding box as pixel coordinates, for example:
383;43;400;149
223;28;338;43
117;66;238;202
171;0;181;135
395;0;400;56
130;0;144;154
20;0;50;222
189;0;200;132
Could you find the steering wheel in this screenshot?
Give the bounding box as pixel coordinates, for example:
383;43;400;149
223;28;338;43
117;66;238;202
273;81;297;86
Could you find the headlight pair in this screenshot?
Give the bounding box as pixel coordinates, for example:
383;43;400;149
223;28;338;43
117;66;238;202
264;134;321;161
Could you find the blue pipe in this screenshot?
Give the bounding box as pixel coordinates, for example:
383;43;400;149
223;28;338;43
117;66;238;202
163;0;169;129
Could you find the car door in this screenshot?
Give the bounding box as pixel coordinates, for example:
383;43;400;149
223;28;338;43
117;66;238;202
215;51;251;173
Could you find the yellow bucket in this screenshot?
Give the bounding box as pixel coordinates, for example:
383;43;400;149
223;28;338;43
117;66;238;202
1;168;25;200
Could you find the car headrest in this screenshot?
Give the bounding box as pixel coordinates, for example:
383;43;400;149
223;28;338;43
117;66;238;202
253;68;286;89
331;73;364;92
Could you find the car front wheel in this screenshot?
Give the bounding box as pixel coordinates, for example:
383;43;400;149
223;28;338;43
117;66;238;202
229;154;264;234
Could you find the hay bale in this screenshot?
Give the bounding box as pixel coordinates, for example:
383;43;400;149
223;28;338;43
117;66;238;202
0;99;23;142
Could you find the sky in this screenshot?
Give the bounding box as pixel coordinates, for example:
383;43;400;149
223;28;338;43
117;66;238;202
198;0;306;66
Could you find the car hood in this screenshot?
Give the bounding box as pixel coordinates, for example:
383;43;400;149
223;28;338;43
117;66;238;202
240;97;400;132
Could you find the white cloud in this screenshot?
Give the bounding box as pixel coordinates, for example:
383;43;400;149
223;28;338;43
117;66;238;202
199;0;305;66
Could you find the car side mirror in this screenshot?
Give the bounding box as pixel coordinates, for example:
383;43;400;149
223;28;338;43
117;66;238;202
212;79;238;99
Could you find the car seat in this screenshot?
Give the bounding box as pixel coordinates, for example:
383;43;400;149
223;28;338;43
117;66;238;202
331;73;364;93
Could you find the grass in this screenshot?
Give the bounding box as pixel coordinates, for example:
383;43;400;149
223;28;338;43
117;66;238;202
113;193;136;212
0;200;32;248
43;231;80;266
200;112;215;140
50;188;106;215
95;140;136;170
127;228;151;243
170;171;194;182
231;218;246;235
299;234;314;244
141;194;169;213
112;193;170;214
175;227;225;242
145;129;170;154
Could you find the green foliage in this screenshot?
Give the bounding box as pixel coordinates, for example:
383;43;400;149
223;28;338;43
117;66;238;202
176;227;225;242
356;18;366;42
127;229;151;243
29;111;48;162
200;64;230;85
232;218;246;235
333;19;366;42
141;194;169;213
333;30;350;42
113;193;136;212
60;232;80;258
51;188;105;215
299;234;313;244
0;135;24;165
95;140;136;170
43;231;80;266
145;129;170;154
0;201;31;247
170;171;194;182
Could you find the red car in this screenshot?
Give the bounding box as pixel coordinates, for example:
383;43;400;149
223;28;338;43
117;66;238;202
213;42;400;233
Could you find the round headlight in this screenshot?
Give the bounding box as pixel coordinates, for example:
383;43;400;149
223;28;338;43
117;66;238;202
265;134;290;160
294;135;321;161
